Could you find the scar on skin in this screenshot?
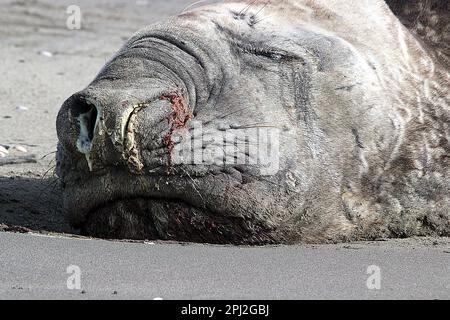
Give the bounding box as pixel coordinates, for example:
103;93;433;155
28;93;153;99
160;91;192;167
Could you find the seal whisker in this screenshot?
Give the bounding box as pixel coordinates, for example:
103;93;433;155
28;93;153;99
239;0;258;17
217;107;252;119
193;106;253;129
253;14;274;25
41;163;56;181
181;0;209;14
230;123;279;130
253;1;270;20
177;166;207;208
40;151;57;160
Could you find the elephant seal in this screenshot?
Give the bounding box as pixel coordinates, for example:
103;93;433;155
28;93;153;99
56;0;450;244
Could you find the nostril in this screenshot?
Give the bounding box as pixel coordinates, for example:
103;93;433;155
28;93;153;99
71;96;98;155
85;105;97;141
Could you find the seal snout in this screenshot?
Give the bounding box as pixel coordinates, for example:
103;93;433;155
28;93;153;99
58;86;196;174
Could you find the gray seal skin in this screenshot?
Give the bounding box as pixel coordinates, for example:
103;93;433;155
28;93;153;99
56;0;450;244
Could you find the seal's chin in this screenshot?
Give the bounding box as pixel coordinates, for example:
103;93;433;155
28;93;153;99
80;196;205;241
62;168;277;244
79;195;255;244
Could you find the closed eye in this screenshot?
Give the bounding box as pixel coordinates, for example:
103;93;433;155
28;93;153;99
213;21;301;63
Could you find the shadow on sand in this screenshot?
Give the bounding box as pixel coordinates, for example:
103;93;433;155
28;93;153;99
0;176;75;234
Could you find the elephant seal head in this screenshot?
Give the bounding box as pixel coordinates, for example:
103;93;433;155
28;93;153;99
56;0;450;244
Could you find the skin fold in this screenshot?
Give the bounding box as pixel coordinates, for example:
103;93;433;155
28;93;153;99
56;0;450;244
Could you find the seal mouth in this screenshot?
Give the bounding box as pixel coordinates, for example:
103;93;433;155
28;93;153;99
78;193;274;244
63;168;278;244
64;169;201;226
80;195;213;241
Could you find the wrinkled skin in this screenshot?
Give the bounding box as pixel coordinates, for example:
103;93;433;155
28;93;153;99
56;0;450;244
